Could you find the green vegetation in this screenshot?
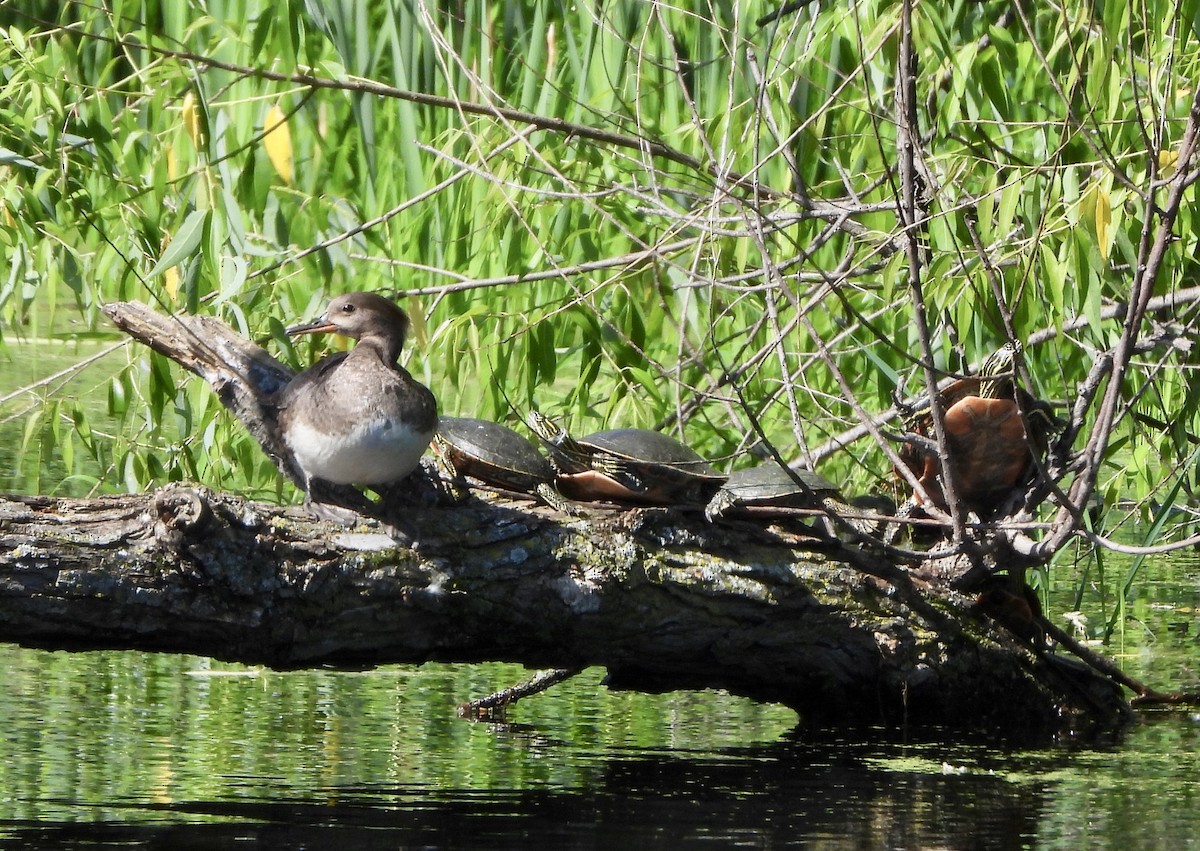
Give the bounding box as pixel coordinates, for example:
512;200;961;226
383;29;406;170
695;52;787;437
1;2;1198;571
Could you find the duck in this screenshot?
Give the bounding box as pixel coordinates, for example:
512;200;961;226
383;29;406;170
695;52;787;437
275;292;438;505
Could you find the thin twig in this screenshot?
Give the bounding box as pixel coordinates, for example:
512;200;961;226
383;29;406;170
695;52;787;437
894;0;967;544
1034;79;1200;558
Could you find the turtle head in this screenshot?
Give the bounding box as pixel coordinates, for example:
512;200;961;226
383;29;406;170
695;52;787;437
978;341;1022;398
528;411;592;473
528;411;566;446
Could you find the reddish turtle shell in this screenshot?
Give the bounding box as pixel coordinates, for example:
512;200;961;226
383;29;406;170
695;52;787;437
899;344;1056;513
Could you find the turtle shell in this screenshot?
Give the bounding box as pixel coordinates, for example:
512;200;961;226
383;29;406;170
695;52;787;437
720;463;839;504
435;417;554;493
899;375;1056;513
575;429;726;504
705;462;840;521
531;415;725;505
582;429;720;467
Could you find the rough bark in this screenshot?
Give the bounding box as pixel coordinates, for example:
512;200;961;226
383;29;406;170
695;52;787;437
0;486;1121;733
0;302;1131;735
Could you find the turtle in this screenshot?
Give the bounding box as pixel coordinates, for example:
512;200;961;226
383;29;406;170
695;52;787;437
705;461;891;537
896;341;1060;517
528;412;727;506
704;462;841;521
432;416;573;512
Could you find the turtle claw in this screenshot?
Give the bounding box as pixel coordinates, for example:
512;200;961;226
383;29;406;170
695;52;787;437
704;490;736;522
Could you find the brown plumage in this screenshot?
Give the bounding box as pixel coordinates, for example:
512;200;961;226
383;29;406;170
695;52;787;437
276;292;438;491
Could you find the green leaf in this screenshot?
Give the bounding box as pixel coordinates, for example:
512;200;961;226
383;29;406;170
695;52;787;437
214;255;248;305
1039;243;1065;332
147;210;208;279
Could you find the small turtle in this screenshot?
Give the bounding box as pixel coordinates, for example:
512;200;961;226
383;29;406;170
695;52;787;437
897;342;1059;516
433;417;572;511
704;462;841;521
706;462;888;537
529;412;727;505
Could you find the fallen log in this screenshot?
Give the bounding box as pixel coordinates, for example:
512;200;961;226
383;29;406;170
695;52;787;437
0;302;1132;735
0;485;1124;733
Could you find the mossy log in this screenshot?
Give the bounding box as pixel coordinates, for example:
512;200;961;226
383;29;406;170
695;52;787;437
0;302;1132;735
0;486;1121;733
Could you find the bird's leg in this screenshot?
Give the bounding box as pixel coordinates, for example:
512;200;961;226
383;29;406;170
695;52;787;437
372;462;448;546
373;460;445;509
303;478;375;525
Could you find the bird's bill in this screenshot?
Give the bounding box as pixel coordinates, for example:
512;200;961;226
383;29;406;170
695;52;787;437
286;315;338;336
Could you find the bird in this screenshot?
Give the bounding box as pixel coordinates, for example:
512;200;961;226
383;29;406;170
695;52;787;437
274;292;438;516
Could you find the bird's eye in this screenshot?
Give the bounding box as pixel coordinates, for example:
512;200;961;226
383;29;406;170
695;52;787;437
341;303;355;314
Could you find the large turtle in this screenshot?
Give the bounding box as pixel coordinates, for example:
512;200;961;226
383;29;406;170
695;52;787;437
432;416;572;511
529;412;726;506
897;342;1059;516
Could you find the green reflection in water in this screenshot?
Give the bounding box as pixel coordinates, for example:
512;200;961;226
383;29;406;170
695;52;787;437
0;338;128;497
2;633;1199;849
0;649;798;827
1016;716;1200;848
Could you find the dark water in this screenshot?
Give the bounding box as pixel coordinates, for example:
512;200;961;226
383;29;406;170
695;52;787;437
0;642;1199;849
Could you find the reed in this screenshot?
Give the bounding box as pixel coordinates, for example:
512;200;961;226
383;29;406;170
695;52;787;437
0;0;1197;570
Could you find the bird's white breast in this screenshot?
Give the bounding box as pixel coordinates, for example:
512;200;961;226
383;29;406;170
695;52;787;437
285;415;434;485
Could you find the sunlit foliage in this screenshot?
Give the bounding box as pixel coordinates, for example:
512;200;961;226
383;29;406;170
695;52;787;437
1;0;1198;554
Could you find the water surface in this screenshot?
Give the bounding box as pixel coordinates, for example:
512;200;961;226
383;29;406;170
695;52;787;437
0;627;1198;849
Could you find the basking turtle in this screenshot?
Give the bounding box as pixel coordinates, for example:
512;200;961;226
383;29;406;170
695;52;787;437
897;342;1059;516
529;412;727;505
433;416;572;511
706;462;890;537
705;462;841;521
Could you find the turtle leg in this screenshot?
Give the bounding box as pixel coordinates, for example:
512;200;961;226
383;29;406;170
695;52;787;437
820;496;875;539
881;496;918;545
807;497;846;539
846;493;897;539
704;489;737;522
535;482;582;516
591;454;648;495
430;449;472;503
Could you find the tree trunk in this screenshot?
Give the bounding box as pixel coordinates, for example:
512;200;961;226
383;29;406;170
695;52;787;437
0;302;1131;736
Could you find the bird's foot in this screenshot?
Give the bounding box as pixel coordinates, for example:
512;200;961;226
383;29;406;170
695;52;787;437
304;497;369;526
